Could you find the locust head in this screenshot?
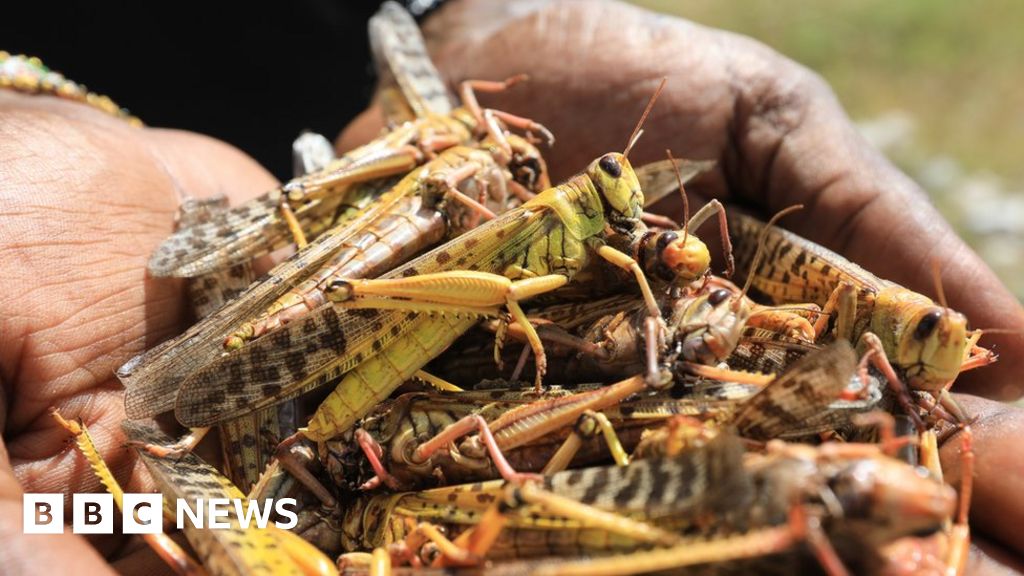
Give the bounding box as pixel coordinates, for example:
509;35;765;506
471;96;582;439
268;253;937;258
827;456;955;545
874;287;967;390
673;286;750;365
587;152;644;229
637;229;712;285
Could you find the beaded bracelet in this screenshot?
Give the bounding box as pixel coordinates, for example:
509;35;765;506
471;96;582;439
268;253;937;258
0;51;142;126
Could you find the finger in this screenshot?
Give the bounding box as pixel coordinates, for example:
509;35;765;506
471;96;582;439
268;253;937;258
940;394;1024;557
336;105;386;154
968;536;1024;575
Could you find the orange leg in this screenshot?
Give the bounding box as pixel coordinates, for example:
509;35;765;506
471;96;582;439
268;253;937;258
409;415;542;485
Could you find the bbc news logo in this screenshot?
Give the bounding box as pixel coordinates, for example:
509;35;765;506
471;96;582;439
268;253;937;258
23;494;298;534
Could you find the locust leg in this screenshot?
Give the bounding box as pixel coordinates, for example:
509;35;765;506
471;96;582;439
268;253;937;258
813;281;858;340
432;482;680;568
945;426;974;576
857;332;928;431
413;369;464;392
395;414;543;486
338;549;390;576
850;411;916;456
421;160;497;221
591;242;667;385
680;363;777;386
51;411;206;576
279;145;425;246
747;303;820;341
130;427;210;459
543;410;629;474
533;504;848;576
328;271;569;389
686;199;734;277
459;75;554;152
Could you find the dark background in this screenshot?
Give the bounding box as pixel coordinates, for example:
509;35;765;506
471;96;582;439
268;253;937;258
3;1;393;179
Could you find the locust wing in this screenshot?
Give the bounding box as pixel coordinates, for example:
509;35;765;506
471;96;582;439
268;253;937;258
370;1;454;122
122;178;398;418
397;431;750;529
173;204;554;427
731;340;857;440
728;211;887;305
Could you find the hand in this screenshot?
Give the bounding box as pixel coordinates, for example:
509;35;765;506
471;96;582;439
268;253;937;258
342;0;1024;573
0;91;274;574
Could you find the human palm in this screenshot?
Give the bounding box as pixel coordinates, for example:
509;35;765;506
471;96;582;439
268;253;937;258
2;1;1022;574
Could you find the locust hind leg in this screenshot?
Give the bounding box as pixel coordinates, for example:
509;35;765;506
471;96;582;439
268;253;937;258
328;271;569;390
532;504;848;576
51;411;206;576
435;481;680;568
400;414;542;486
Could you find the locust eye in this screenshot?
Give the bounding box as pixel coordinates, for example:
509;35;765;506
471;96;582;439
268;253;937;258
708;289;731;306
913;310;943;340
598;155;622;177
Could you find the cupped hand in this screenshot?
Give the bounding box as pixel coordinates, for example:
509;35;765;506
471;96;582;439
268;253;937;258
0;91;274;573
339;0;1024;572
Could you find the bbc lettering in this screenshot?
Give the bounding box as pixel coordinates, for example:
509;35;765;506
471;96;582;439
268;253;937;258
23;494;297;534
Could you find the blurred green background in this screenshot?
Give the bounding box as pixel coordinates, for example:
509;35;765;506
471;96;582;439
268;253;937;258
634;0;1024;299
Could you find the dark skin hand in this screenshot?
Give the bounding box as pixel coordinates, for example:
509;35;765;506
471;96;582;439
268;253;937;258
2;0;1023;573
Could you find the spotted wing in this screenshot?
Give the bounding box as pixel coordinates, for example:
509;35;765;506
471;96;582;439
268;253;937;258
173;204;554;427
731;340;857;440
545;431;749;520
122;178;397;418
728;211;887;306
370;1;454;122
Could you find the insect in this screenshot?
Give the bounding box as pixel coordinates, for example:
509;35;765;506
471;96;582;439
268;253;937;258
146;2;551;279
337;427;956;575
222;134;547;351
120;3;550;423
170;80;715;449
52;412;337;576
728;211;996;421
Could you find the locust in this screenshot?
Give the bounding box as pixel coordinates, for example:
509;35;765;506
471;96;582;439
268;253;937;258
337;427;957;575
432;206;810;386
728;211;996;423
146;1;552;279
313;337;878;504
168;81;719;449
51;412;337;576
120;2;550;421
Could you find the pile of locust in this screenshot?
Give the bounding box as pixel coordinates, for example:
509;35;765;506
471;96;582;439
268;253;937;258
56;3;994;575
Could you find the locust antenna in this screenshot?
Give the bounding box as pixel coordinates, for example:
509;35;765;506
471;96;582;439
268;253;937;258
666;149;690;245
930;259;949;309
623;77;667;159
736;205;804;310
